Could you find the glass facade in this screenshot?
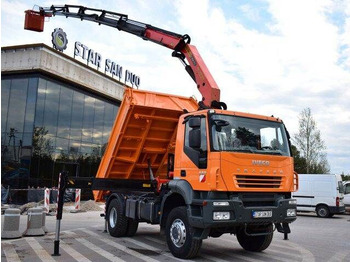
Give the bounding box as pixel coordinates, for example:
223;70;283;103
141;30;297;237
1;74;119;188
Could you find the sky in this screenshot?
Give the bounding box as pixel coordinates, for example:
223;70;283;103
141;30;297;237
1;0;350;175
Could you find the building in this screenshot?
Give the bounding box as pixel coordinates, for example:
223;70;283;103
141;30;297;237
1;43;126;189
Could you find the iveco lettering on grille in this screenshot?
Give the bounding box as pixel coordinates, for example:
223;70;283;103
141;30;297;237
252;160;270;166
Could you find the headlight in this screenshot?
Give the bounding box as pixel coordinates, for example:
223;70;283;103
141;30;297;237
287;209;296;217
213;201;229;206
213;212;230;220
289;199;297;205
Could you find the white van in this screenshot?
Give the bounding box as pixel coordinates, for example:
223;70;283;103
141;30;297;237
343;181;350;208
292;174;345;218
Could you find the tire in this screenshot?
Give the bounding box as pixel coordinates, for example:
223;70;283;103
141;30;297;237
165;206;202;259
316;205;330;218
126;219;139;237
236;224;273;252
107;198;128;237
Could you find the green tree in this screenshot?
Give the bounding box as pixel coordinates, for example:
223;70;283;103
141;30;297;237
293;108;330;174
291;145;307;173
341;172;350;181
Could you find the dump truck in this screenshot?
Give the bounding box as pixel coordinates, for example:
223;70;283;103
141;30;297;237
25;5;298;259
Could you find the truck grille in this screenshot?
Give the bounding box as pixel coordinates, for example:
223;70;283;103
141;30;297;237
235;175;282;189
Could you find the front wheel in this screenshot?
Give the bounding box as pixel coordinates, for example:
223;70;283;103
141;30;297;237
165;206;202;259
236;224;273;252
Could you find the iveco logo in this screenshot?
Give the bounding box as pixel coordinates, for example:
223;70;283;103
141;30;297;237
252;160;270;166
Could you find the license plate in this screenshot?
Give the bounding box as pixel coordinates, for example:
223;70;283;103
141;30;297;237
252;210;272;218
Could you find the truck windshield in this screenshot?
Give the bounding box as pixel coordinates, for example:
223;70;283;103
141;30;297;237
210;114;291;156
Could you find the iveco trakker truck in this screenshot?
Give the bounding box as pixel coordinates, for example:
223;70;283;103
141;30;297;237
25;5;298;258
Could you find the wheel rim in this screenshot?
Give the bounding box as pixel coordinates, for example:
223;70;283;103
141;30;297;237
170;218;186;248
318;208;327;217
109;207;117;228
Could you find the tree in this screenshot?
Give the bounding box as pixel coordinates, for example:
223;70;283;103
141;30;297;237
293;108;330;174
291;145;307;174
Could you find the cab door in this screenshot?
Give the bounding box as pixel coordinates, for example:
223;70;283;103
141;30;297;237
175;115;209;190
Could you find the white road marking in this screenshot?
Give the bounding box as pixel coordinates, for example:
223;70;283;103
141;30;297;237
144;236;165;245
60;239;92;262
125;236;195;262
65;231;126;262
266;248;300;261
328;250;350;262
1;226;321;262
145;236;235;262
2;244;21;262
286;242;315;262
206;240;289;262
199;253;233;262
26;238;56;262
84;229;160;262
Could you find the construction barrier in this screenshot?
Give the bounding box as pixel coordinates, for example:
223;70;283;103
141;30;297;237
74;189;81;211
1;208;22;239
23;207;45;236
44;188;50;213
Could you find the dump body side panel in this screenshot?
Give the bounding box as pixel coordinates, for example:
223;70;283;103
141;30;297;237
94;88;198;201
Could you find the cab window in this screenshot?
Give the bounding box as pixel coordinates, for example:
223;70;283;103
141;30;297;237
184;117;207;169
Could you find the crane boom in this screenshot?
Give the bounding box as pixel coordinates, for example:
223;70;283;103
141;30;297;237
26;5;226;109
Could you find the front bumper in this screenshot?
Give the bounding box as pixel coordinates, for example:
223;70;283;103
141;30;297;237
188;195;297;229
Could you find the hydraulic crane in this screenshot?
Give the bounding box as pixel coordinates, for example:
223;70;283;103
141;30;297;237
25;5;227;110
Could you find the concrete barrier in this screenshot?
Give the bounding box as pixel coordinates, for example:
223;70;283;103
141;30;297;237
41;208;48;233
23;207;45;236
1;208;22;239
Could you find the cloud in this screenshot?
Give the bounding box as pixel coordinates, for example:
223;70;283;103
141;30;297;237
2;0;350;173
172;0;350;173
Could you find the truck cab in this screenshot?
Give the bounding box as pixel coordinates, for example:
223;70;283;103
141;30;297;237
164;109;297;237
175;109;295;193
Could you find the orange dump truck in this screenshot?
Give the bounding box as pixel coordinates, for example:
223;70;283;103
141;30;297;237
25;5;298;259
90;88;298;258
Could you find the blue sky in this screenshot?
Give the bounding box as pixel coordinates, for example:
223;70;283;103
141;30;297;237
1;0;350;175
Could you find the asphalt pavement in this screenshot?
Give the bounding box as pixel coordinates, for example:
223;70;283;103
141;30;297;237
2;210;350;261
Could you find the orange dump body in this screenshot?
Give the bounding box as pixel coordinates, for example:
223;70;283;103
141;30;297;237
93;88;198;201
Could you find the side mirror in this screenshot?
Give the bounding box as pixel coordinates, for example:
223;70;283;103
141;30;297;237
189;129;201;149
188;117;201;128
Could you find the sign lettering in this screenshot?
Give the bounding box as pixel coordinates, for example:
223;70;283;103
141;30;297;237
74;41;140;88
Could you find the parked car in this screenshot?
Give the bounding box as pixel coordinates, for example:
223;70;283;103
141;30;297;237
292;174;345;218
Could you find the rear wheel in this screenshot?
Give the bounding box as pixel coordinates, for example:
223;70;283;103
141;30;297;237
316;205;330;218
236;224;273;252
165;206;202;259
107;198;128;237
